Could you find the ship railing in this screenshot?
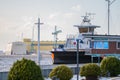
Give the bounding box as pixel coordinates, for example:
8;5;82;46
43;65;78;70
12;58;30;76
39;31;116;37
66;34;78;39
64;47;91;52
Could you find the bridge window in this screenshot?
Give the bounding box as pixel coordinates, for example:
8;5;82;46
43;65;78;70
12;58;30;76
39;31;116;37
93;41;109;49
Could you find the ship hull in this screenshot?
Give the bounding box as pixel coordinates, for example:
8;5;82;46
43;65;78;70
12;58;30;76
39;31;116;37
51;51;102;64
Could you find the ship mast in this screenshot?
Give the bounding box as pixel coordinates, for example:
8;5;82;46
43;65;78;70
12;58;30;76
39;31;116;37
105;0;116;35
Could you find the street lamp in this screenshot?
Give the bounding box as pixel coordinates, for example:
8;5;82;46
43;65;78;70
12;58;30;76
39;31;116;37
76;39;79;80
105;0;116;35
35;18;43;65
76;39;83;80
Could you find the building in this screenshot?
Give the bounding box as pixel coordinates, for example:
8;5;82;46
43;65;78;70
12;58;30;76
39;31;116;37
0;50;3;54
23;38;65;53
5;42;27;55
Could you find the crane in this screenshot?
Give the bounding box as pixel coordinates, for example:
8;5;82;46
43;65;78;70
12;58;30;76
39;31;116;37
30;26;35;54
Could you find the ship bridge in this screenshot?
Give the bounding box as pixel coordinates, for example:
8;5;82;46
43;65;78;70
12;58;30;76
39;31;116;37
74;14;100;34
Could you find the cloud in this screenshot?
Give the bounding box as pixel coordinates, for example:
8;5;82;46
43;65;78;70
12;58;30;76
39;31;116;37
63;13;75;18
48;12;60;19
49;14;56;19
71;5;81;11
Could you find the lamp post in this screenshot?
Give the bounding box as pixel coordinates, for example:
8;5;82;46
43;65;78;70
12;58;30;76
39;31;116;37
105;0;116;35
35;18;43;65
76;39;83;80
76;39;79;80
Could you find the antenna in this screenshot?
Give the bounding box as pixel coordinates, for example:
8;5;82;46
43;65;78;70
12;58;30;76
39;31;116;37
87;13;96;20
52;26;62;50
80;12;95;25
105;0;116;35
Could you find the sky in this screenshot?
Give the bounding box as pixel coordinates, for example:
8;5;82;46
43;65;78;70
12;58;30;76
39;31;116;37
0;0;120;51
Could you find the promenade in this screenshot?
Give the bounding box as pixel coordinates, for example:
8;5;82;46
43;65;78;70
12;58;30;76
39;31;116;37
0;51;120;80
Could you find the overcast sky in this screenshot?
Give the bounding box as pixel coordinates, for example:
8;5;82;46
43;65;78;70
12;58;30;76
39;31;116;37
0;0;120;51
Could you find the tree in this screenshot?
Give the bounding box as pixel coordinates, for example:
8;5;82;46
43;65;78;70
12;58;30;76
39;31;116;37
49;65;73;80
80;63;101;80
100;57;120;77
8;58;44;80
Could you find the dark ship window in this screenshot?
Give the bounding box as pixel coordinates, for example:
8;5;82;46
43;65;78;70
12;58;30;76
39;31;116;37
58;45;64;49
117;42;120;49
79;28;88;33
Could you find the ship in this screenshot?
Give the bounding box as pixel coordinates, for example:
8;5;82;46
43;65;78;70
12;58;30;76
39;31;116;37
51;13;120;64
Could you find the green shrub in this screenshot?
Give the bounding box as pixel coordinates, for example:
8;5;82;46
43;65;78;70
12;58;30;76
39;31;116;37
49;65;73;80
80;63;101;77
8;58;44;80
100;57;120;77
